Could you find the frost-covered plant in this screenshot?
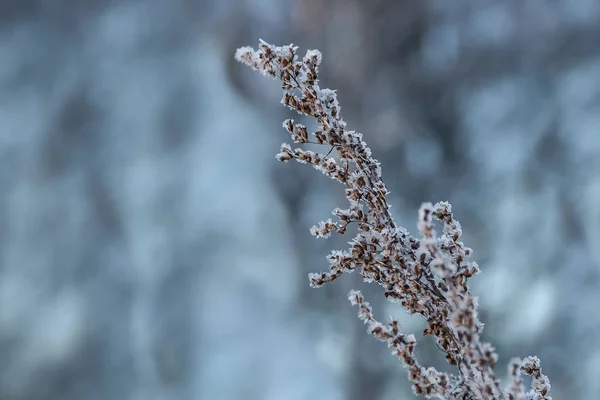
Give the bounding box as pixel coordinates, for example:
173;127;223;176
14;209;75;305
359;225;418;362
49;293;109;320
235;40;552;400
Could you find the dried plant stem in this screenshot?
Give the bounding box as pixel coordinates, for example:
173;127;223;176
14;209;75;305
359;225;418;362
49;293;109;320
235;40;551;400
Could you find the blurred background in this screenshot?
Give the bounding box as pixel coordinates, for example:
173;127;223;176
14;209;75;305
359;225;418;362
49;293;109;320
1;0;599;399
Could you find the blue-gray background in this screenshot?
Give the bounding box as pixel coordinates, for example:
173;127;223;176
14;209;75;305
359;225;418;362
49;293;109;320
1;1;599;399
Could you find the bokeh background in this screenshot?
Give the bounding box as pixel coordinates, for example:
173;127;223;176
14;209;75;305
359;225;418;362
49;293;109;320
1;0;600;399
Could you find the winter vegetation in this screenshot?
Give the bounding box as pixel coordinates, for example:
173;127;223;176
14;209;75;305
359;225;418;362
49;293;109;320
4;3;600;400
235;40;552;400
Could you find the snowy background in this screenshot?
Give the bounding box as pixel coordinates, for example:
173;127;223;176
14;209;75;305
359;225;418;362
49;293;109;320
1;0;600;399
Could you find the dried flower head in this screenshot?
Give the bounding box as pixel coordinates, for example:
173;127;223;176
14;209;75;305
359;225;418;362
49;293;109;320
235;40;551;400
